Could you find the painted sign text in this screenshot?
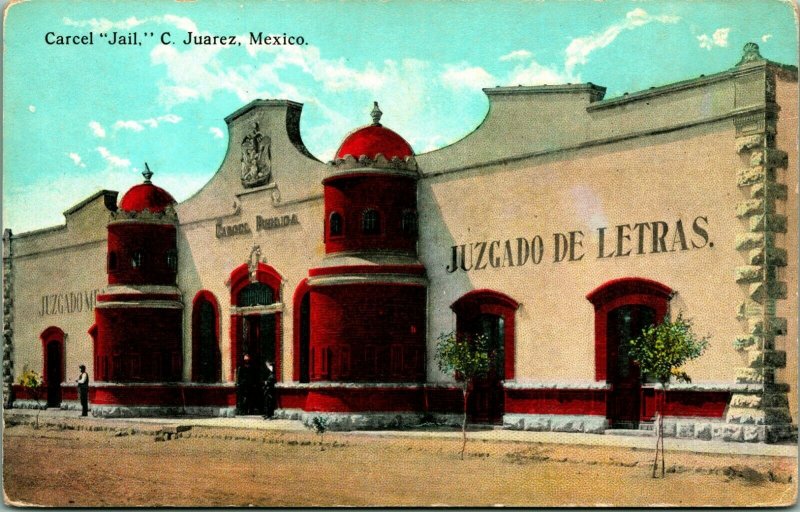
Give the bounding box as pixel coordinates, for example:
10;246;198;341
446;216;711;273
39;289;100;316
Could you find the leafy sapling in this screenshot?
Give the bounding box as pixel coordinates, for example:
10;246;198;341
628;312;709;478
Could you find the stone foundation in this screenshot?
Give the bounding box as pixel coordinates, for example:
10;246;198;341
276;408;462;431
503;414;609;433
9;400;47;410
503;413;796;443
55;400;237;418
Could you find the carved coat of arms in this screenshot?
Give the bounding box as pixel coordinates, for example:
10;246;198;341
240;122;271;188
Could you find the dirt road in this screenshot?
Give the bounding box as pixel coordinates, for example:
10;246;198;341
3;423;796;507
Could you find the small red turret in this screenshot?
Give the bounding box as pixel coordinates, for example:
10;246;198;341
306;105;427;385
93;164;183;383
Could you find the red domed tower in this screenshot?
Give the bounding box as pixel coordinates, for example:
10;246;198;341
94;165;183;383
306;103;427;392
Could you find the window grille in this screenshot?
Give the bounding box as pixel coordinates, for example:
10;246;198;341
362;209;379;234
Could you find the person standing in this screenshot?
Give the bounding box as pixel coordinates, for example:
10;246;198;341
75;365;89;416
236;354;254;415
262;361;277;420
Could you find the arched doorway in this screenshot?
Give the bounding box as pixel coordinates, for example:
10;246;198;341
229;262;283;415
40;326;65;408
239;283;277;368
586;277;672;429
192;291;221;383
451;289;518;424
606;305;656;428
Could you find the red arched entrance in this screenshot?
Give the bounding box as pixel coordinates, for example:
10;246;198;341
192;290;221;383
451;289;519;424
229;263;283;414
40;326;65;408
586;277;673;428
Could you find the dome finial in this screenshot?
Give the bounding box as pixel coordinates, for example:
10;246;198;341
142;162;153;184
370;101;382;126
736;42;764;66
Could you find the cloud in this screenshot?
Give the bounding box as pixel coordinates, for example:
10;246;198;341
441;64;496;90
762;34;772;43
113;120;145;132
508;60;569;86
209;127;225;139
697;28;730;50
63;14;197;34
4;166;208;233
28;105;36;113
150;28;435;158
88;121;106;138
96;146;131;168
442;56;566;91
565;8;680;75
499;50;532;62
113;114;182;132
67;152;86;168
410;134;448;153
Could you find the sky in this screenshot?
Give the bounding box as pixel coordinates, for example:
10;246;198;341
3;0;798;233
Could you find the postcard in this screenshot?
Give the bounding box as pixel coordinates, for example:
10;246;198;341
2;0;798;507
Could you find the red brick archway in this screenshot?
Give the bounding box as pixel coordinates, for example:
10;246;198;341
585;277;673;382
451;289;519;423
228;263;283;382
40;326;65;407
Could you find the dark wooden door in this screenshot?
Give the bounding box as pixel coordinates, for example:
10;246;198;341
299;293;310;383
607;305;655;428
468;314;505;424
241;314;276;414
46;341;62;407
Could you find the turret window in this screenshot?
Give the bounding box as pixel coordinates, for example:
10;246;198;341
329;212;343;237
401;210;418;236
108;252;118;272
131;251;143;269
166;250;178;272
362;209;380;235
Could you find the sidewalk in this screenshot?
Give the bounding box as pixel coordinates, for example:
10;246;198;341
4;407;797;458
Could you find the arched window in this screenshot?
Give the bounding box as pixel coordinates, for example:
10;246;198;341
166;250;178;272
329;212;343;237
131;250;143;269
107;252;118;272
192;291;221;383
237;283;275;307
362;209;380;235
401;210;418;236
292;279;312;383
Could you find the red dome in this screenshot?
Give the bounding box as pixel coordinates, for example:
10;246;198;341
119;183;176;213
336;125;414;160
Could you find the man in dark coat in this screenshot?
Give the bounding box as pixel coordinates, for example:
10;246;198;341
75;364;89;416
236;354;254;415
262;361;277;419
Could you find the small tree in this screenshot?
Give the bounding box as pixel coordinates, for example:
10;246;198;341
435;330;491;460
307;416;328;450
628;312;709;478
18;367;44;429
